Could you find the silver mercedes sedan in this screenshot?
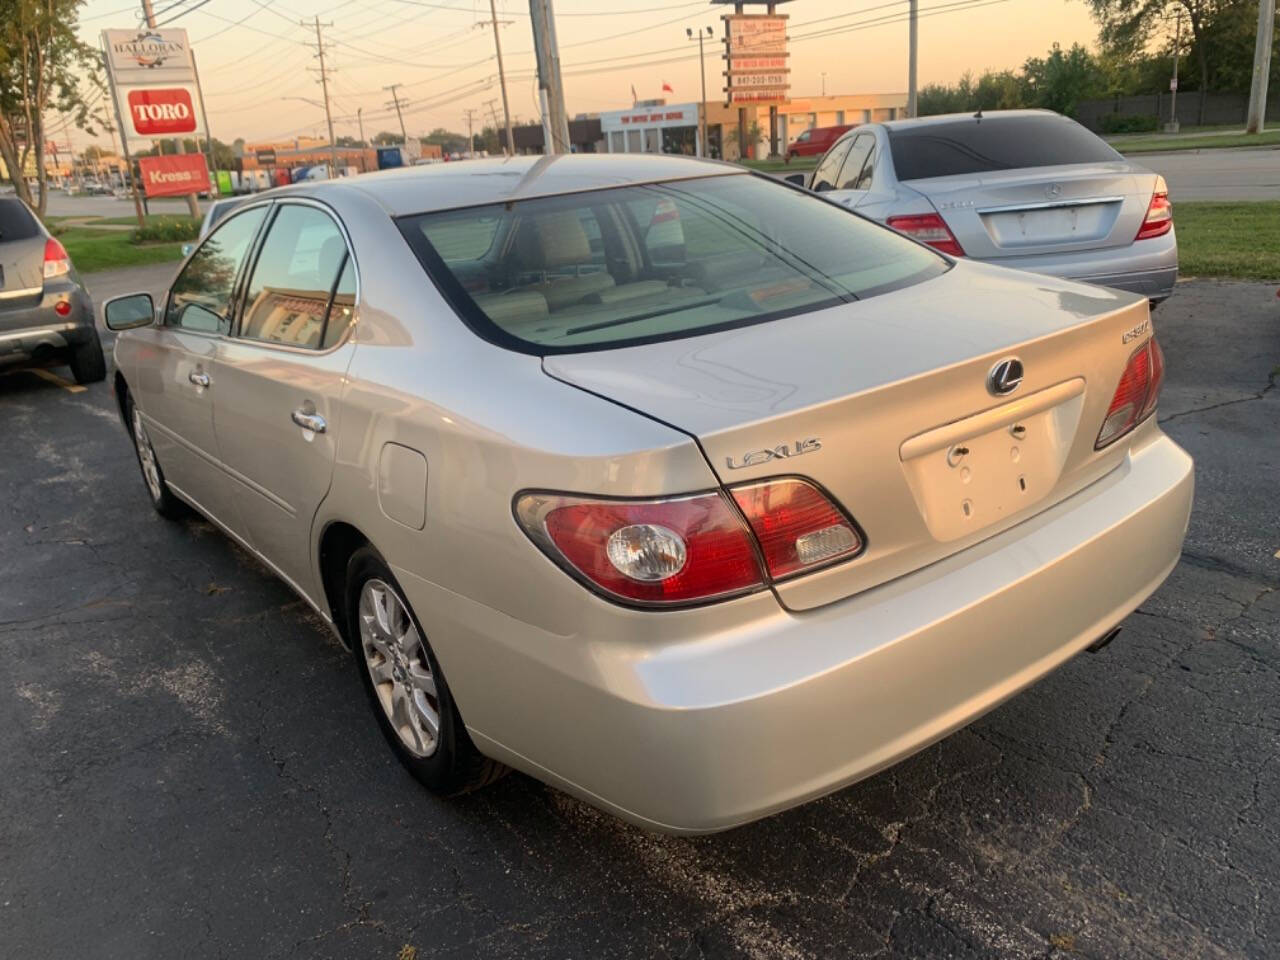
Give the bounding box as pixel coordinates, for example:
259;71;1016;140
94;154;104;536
103;155;1193;834
792;110;1178;304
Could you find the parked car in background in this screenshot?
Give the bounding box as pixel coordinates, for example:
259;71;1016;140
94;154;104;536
787;123;853;162
0;196;105;384
790;110;1177;303
104;155;1191;833
198;196;245;239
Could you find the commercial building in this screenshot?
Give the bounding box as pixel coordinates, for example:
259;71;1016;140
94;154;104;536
595;93;906;160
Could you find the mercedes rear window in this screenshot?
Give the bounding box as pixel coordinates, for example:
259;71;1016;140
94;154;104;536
887;115;1122;181
398;174;948;355
0;198;40;241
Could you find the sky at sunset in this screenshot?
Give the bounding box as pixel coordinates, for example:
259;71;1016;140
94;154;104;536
68;0;1100;152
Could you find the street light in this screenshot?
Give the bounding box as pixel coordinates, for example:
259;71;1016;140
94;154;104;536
687;25;714;158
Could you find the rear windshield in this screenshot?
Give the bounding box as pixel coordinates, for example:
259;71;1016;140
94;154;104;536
399;174;947;354
888;115;1121;181
0;198;40;241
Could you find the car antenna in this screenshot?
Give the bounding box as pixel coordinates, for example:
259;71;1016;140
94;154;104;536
974;107;984;122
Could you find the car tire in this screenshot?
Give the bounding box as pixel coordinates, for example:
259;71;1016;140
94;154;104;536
68;333;107;384
125;392;187;519
346;547;507;795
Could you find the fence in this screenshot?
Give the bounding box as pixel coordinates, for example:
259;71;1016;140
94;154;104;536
1075;90;1280;131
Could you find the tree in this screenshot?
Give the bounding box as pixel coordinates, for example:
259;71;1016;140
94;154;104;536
1021;43;1105;116
336;135;366;148
0;0;105;214
1082;0;1230;123
421;126;467;154
372;130;400;146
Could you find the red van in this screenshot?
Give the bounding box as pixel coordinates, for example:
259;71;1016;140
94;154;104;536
787;124;854;162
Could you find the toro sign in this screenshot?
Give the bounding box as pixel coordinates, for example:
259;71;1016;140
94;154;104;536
126;88;197;136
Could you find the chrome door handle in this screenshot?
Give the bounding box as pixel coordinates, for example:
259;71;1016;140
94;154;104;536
291;409;327;433
188;371;210;387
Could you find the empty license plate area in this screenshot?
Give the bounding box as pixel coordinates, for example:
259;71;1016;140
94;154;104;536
981;201;1121;248
899;379;1086;542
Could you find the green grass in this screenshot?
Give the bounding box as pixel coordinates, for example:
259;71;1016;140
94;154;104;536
739;156;818;173
1176;201;1280;281
58;227;187;274
1117;129;1280;154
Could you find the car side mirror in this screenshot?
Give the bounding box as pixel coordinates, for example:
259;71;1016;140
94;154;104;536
784;173;808;188
103;292;155;331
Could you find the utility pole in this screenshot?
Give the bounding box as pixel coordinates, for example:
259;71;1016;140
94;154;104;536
1166;9;1182;133
302;16;340;177
687;26;713;158
357;107;365;145
141;0;200;215
463;108;477;155
485;0;516;155
907;0;918;118
383;83;408;143
528;0;571;154
821;71;827;97
1246;0;1276;134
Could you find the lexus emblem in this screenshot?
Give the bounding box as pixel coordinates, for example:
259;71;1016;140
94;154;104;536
988;358;1024;396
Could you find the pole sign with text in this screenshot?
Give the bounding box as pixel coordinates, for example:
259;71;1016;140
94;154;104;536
102;29;206;150
722;15;789;106
138;154;211;198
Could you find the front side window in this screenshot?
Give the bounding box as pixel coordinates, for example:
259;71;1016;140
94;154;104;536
167;206;267;333
240;205;352;349
400;173;947;355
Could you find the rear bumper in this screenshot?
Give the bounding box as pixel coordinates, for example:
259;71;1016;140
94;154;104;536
399;428;1193;834
0;285;95;365
988;228;1179;302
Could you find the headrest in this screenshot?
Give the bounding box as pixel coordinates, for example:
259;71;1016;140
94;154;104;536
516;212;591;269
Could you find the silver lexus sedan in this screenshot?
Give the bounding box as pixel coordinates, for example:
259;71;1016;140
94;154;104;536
103;155;1193;833
793;110;1178;304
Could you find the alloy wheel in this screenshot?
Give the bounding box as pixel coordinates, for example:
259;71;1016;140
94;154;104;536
132;406;163;504
358;579;440;758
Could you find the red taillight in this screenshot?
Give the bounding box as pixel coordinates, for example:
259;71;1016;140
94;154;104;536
886;213;965;257
43;237;70;279
515;480;864;606
1135;176;1172;241
1096;336;1165;449
518;492;764;605
731;478;862;580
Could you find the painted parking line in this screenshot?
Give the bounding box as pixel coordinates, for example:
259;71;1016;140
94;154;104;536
29;369;87;394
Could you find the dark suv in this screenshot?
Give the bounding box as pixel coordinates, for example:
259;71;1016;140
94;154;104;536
0;196;104;383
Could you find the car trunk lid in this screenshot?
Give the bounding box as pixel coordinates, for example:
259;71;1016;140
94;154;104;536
544;260;1154;611
905;163;1154;260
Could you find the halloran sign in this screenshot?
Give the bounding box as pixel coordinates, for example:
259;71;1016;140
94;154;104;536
722;14;789;106
104;29;196;85
102;28;206;154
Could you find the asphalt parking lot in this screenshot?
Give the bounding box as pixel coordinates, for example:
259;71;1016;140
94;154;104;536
1;276;1277;959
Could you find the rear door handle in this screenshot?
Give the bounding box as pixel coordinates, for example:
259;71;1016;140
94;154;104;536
291;409;326;433
188;371;210;387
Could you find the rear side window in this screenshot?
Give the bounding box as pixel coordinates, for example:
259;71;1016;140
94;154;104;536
399;173;948;355
887;115;1121;181
0;198;39;240
240;205;352;349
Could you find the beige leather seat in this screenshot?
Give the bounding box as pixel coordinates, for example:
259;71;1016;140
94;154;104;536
515;212;615;310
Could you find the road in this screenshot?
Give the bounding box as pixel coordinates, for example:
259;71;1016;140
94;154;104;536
1143;147;1280;202
43;192;204;219
1;273;1277;959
